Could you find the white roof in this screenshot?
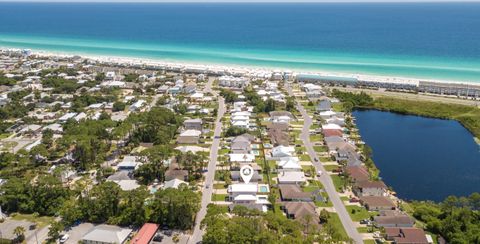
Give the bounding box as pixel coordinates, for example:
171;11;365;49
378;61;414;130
277;158;302;169
231;115;249;121
190;92;204;98
113;180;140;191
163;179;187;189
59;112;77;121
180;129;202;137
271;145;295;157
43;123;63;132
234;194;257;201
322;124;342;130
278;171;306;183
175;145;208;153
228;153;255;162
228;183;258;193
74;112;87;121
118;156;140;168
82;225;132;244
319;110;337;116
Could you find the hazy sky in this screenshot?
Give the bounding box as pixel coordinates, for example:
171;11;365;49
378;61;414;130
4;0;477;1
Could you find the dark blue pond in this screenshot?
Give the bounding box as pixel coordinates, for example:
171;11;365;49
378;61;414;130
353;110;480;202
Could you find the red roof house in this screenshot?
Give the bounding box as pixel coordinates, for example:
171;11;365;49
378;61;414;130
131;223;159;244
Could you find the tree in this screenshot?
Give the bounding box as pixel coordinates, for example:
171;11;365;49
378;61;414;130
220;89;238;103
47;221;64;243
225;126;247;137
95;72;105;81
319;209;330;224
172;233;180;244
13;226;26;241
112;101;126;112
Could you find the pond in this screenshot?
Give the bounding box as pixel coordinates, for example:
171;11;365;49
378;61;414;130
353;110;480;202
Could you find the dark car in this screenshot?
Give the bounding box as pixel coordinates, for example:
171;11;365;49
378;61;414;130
164;230;173;237
153;234;164;242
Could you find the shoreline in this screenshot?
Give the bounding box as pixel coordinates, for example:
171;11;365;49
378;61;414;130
2;47;480;87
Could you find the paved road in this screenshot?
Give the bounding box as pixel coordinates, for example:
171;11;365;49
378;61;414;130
189;93;226;244
287;85;363;244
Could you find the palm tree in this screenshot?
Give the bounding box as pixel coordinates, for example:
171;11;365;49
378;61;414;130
172;233;180;244
13;226;26;241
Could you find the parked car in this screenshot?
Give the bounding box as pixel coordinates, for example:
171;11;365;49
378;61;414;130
349;197;360;203
316;170;322;177
60;234;69;243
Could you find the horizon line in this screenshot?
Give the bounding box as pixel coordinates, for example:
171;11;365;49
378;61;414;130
1;0;480;3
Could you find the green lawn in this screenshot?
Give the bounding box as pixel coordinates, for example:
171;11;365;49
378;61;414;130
363;240;377;244
0;133;11;139
324;165;341;172
309;134;324;142
11;213;55;228
211;194;227;201
340;196;350;202
331;175;347;192
218;148;229;155
346;205;378;222
332;103;344;112
328;212;349;240
320;156;333;162
213;183;226;189
299;154;311;161
313;146;327;152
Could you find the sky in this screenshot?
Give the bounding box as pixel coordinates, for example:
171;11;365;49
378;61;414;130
0;0;479;2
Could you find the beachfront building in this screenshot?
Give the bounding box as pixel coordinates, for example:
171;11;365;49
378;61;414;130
218;75;249;88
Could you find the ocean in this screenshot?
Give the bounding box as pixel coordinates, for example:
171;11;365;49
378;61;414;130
0;2;479;81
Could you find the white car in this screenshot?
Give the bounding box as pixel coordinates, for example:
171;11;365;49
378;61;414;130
60;234;69;243
317;170;323;177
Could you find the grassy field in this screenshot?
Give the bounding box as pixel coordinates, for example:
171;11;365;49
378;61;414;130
324;165;341;172
328;212;349;240
11;213;55;228
331;175;347;192
345;205;378;222
313;145;327;152
299;154;311;161
309;134;323;142
211;194;227;201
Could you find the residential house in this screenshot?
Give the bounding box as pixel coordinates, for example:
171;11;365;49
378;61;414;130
227;183;270;212
374;210;415;228
229;153;255;164
271;145;295;158
354;180;388;197
177;129;201;144
231;134;255;154
277;171;307;184
81;225;132;244
279;184;312;202
117;156;142;171
184;118;203;131
130;223;159;244
163;178;188;189
384;227;429;244
282;202;319;224
346;166;370;183
165;161;189;181
316;99;332;112
360;196;396;211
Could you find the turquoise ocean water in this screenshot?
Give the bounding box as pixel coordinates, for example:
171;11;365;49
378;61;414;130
0;3;479;82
